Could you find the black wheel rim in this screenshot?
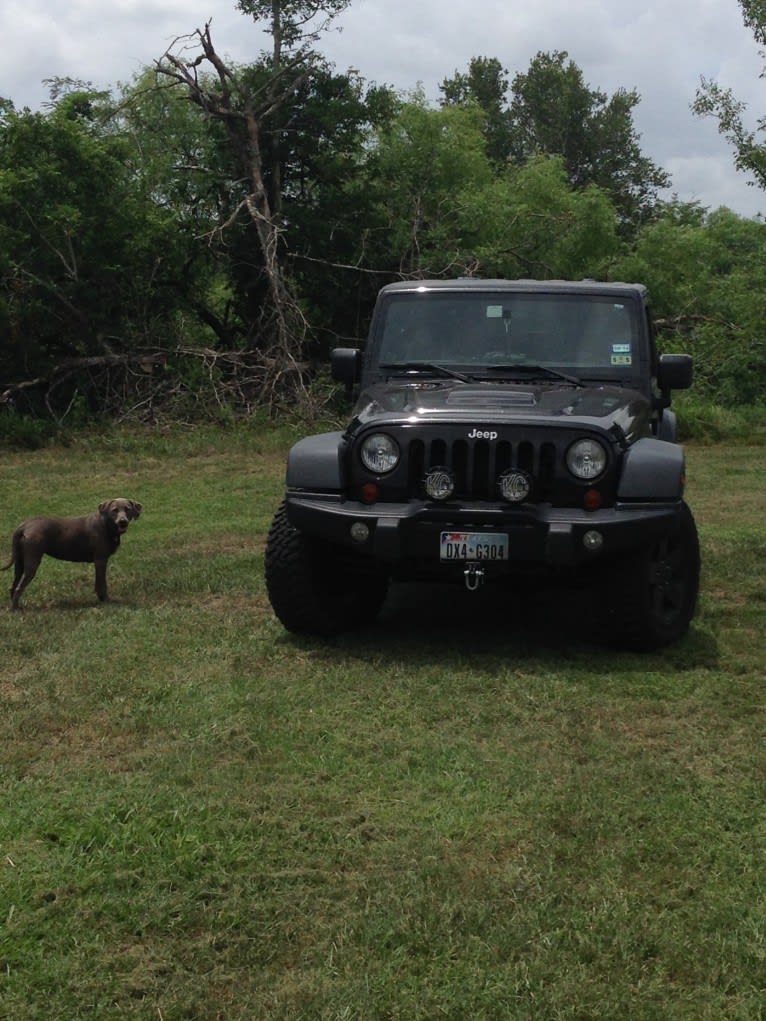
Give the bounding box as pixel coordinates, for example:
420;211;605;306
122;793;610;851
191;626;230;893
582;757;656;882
647;533;687;625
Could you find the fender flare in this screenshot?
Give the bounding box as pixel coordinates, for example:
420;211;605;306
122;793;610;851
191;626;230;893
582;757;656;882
618;437;686;501
286;431;345;490
655;409;678;442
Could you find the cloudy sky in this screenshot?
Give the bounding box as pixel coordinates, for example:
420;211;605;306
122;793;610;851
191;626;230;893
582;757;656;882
2;0;765;217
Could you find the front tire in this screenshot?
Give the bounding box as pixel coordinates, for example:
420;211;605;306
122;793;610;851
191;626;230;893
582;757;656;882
265;502;389;635
600;501;700;651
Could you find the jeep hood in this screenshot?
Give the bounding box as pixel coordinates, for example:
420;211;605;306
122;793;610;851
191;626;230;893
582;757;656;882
350;381;652;444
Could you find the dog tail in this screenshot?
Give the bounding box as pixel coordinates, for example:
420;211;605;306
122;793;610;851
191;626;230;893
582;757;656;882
3;526;22;569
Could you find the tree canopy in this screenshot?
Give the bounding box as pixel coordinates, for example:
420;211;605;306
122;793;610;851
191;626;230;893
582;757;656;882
694;1;766;191
1;0;765;427
441;51;670;228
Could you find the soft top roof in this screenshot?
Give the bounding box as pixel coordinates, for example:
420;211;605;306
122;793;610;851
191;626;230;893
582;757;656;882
379;278;648;299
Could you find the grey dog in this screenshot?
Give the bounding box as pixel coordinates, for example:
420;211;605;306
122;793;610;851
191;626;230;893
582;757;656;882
3;499;143;609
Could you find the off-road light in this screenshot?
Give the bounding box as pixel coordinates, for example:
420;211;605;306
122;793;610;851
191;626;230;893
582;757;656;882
424;467;455;501
566;438;607;480
499;469;531;503
360;433;400;474
583;529;604;552
350;522;370;543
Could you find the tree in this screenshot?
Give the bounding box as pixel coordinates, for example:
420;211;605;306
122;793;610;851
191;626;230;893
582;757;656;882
355;97;495;277
107;70;242;351
262;67;399;349
443;51;669;229
439;57;512;164
133;55;396;357
611;204;766;403
506;51;670;228
0;89;185;408
353;97;618;282
693;1;766;192
462;157;620;281
235;0;352;217
155;1;352;403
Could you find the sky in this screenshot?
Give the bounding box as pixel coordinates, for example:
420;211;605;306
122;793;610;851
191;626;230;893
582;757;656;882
2;0;765;217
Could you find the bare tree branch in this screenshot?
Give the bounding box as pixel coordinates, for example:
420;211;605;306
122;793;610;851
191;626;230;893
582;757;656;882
154;17;315;407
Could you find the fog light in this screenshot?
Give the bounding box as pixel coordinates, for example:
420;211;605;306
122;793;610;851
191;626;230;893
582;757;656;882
499;469;531;503
583;529;604;552
350;522;370;544
424;467;455;501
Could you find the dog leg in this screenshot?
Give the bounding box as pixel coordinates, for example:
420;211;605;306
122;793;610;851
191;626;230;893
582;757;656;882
10;551;43;610
10;558;23;605
94;559;109;602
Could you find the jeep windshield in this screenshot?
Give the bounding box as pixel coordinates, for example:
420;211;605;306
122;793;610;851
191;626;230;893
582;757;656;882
373;289;642;383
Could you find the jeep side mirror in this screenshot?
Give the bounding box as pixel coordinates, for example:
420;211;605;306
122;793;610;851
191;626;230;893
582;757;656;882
657;354;693;393
331;347;362;386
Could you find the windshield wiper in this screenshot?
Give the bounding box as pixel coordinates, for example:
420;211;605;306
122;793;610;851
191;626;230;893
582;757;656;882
480;363;583;386
379;361;474;382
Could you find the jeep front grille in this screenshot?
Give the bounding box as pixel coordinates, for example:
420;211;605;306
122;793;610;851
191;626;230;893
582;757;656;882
407;437;557;501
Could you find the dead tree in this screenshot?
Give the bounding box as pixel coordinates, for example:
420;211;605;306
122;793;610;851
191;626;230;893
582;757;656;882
156;23;312;407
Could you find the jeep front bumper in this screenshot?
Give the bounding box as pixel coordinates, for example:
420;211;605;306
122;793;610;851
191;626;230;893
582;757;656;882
285;491;685;568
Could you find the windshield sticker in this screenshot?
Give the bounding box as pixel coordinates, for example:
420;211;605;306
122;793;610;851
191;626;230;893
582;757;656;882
612;343;631;353
611;354;632;366
486;305;503;318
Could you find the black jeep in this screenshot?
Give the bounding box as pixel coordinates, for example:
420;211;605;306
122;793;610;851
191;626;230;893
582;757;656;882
265;279;700;649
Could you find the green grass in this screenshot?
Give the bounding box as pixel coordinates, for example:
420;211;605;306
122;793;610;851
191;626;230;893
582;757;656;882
1;427;765;1020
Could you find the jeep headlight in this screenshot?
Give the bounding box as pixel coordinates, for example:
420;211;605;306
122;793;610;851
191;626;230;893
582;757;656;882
566;438;607;480
360;433;400;474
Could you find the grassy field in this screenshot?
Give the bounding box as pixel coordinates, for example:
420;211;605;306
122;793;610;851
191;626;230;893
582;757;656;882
1;426;765;1020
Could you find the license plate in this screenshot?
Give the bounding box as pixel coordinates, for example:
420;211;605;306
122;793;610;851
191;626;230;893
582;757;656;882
440;531;509;561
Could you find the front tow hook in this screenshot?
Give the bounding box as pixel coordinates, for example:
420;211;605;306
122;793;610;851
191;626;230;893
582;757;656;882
463;562;485;591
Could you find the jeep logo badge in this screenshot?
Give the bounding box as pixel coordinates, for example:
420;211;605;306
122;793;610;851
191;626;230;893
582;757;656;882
467;428;498;440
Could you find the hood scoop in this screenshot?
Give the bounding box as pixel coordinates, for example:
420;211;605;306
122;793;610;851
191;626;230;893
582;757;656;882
446;389;537;408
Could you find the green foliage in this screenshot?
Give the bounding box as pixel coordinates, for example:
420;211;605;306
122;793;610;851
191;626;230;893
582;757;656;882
439;56;512;164
693;2;766;189
740;0;766;39
460;157;620;279
236;0;351;51
3;5;766;418
0;408;59;449
675;397;766;443
353;101;619;282
243;63;400;347
442;50;669;230
0;90;188;394
356;98;494;276
507;51;670;229
115;70;246;349
611;205;766;404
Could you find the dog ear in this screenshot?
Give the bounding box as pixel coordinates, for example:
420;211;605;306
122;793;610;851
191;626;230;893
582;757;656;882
130;501;143;518
98;501;112;514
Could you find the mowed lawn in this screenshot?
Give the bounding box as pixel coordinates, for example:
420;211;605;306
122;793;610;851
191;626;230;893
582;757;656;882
1;426;765;1020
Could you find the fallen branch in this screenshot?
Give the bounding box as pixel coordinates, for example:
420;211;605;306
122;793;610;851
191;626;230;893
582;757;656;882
1;346;310;424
